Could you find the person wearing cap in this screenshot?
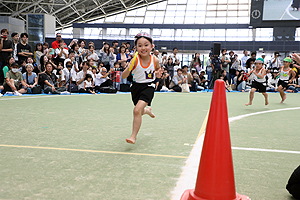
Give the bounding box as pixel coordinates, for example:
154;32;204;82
0;62;28;96
245;57;269;106
277;57;296;103
270;51;281;70
266;69;279;92
22;63;38;91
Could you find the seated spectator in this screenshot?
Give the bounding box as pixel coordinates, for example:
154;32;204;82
76;61;93;93
23;63;37;87
236;70;246;92
0;62;28;96
86;45;99;68
54;62;64;87
156;67;170;91
94;67;114;93
266;69;279;92
40;62;68;94
111;62;122;90
100;42;114;71
286;165;300;199
43;42;49;55
169;68;184;92
66;49;79;73
161;52;168;66
2;56;15;84
62;61;77;92
193;70;207;91
220;69;230;90
286;77;300;93
55;40;68;64
83;73;95;94
182;65;193;89
26;56;40;74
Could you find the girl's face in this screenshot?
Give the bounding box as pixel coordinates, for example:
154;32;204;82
104;44;109;50
223;71;227;75
44;56;48;62
9;57;15;65
125;49;130;54
89;60;93;66
195;53;199;58
283;61;290;67
58;64;63;69
121;47;125;53
27;58;33;64
87;77;92;82
37;44;42;51
136;37;153;57
75;45;79;51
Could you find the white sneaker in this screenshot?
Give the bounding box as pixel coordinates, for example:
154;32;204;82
14;91;22;96
5;92;13;95
0;93;3;97
60;91;71;95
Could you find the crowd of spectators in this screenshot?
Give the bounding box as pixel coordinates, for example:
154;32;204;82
1;28;300;97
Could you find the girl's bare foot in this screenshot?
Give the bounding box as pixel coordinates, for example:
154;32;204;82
265;99;269;105
280;94;286;103
144;107;155;118
126;138;136;144
245;102;252;106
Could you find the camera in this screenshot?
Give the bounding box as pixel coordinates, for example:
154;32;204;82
113;68;122;71
0;35;7;39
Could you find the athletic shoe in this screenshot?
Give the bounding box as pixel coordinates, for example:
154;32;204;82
14;91;22;96
0;93;3;97
60;91;71;95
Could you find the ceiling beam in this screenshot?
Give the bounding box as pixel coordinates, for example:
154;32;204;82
51;0;82;15
11;0;43;17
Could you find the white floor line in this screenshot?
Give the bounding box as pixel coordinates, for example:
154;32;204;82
232;147;300;154
171;107;300;200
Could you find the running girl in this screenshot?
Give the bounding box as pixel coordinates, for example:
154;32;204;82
277;57;296;103
122;32;161;144
245;57;269;106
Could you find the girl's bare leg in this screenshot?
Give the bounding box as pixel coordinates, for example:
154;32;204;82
126;100;155;144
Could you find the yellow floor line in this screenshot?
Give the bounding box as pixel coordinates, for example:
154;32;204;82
0;144;188;159
195;111;209;143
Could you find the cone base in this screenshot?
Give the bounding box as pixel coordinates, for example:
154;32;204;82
180;189;251;200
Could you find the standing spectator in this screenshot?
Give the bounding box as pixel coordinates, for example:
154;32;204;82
11;32;19;63
171;47;180;67
206;53;214;87
116;45;130;85
86;45;99;68
189;53;202;73
236;70;246;92
40;62;68;94
164;57;175;78
51;33;67;50
269;51;281;70
100;42;114;71
111;62;122;90
241;49;249;71
0;62;28;96
17;33;33;65
112;40;119;55
220;48;231;81
211;55;222;85
153;50;160;59
246;52;256;71
34;43;43;67
0;29;13;84
55;40;69;64
76;61;93;93
78;39;87;63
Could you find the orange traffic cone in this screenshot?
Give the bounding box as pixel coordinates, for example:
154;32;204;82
180;80;250;200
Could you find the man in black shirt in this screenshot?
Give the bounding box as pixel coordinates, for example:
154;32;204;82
40;62;68;94
17;33;33;65
0;29;13;69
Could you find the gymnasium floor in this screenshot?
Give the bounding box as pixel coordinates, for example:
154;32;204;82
0;91;299;200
